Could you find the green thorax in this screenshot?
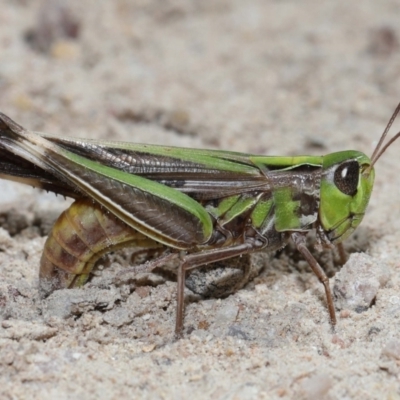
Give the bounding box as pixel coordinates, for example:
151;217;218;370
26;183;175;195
205;155;325;237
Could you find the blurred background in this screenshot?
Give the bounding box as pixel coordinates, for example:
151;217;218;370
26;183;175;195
1;0;399;152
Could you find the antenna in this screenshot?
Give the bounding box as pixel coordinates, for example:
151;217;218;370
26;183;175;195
368;102;400;170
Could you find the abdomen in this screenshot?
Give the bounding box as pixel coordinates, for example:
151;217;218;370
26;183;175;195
39;198;162;296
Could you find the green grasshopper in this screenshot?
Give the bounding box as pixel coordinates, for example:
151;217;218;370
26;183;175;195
0;104;399;337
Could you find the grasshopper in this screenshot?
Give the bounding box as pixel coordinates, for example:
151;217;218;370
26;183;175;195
0;105;399;337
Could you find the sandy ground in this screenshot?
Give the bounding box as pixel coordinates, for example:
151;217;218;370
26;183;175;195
1;1;400;399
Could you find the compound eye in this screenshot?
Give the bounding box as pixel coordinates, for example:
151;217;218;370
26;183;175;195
334;160;359;196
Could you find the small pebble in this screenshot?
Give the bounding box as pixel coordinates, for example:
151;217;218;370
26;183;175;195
299;373;332;399
381;340;400;360
333;253;391;312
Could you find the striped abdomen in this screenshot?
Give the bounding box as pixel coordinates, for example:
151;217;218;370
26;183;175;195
39;198;162;296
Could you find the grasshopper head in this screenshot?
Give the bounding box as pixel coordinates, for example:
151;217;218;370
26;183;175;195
319;103;400;243
319;102;400;243
319;151;374;243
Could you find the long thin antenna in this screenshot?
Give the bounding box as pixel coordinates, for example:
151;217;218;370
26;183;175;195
370;102;400;166
370;130;400;168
